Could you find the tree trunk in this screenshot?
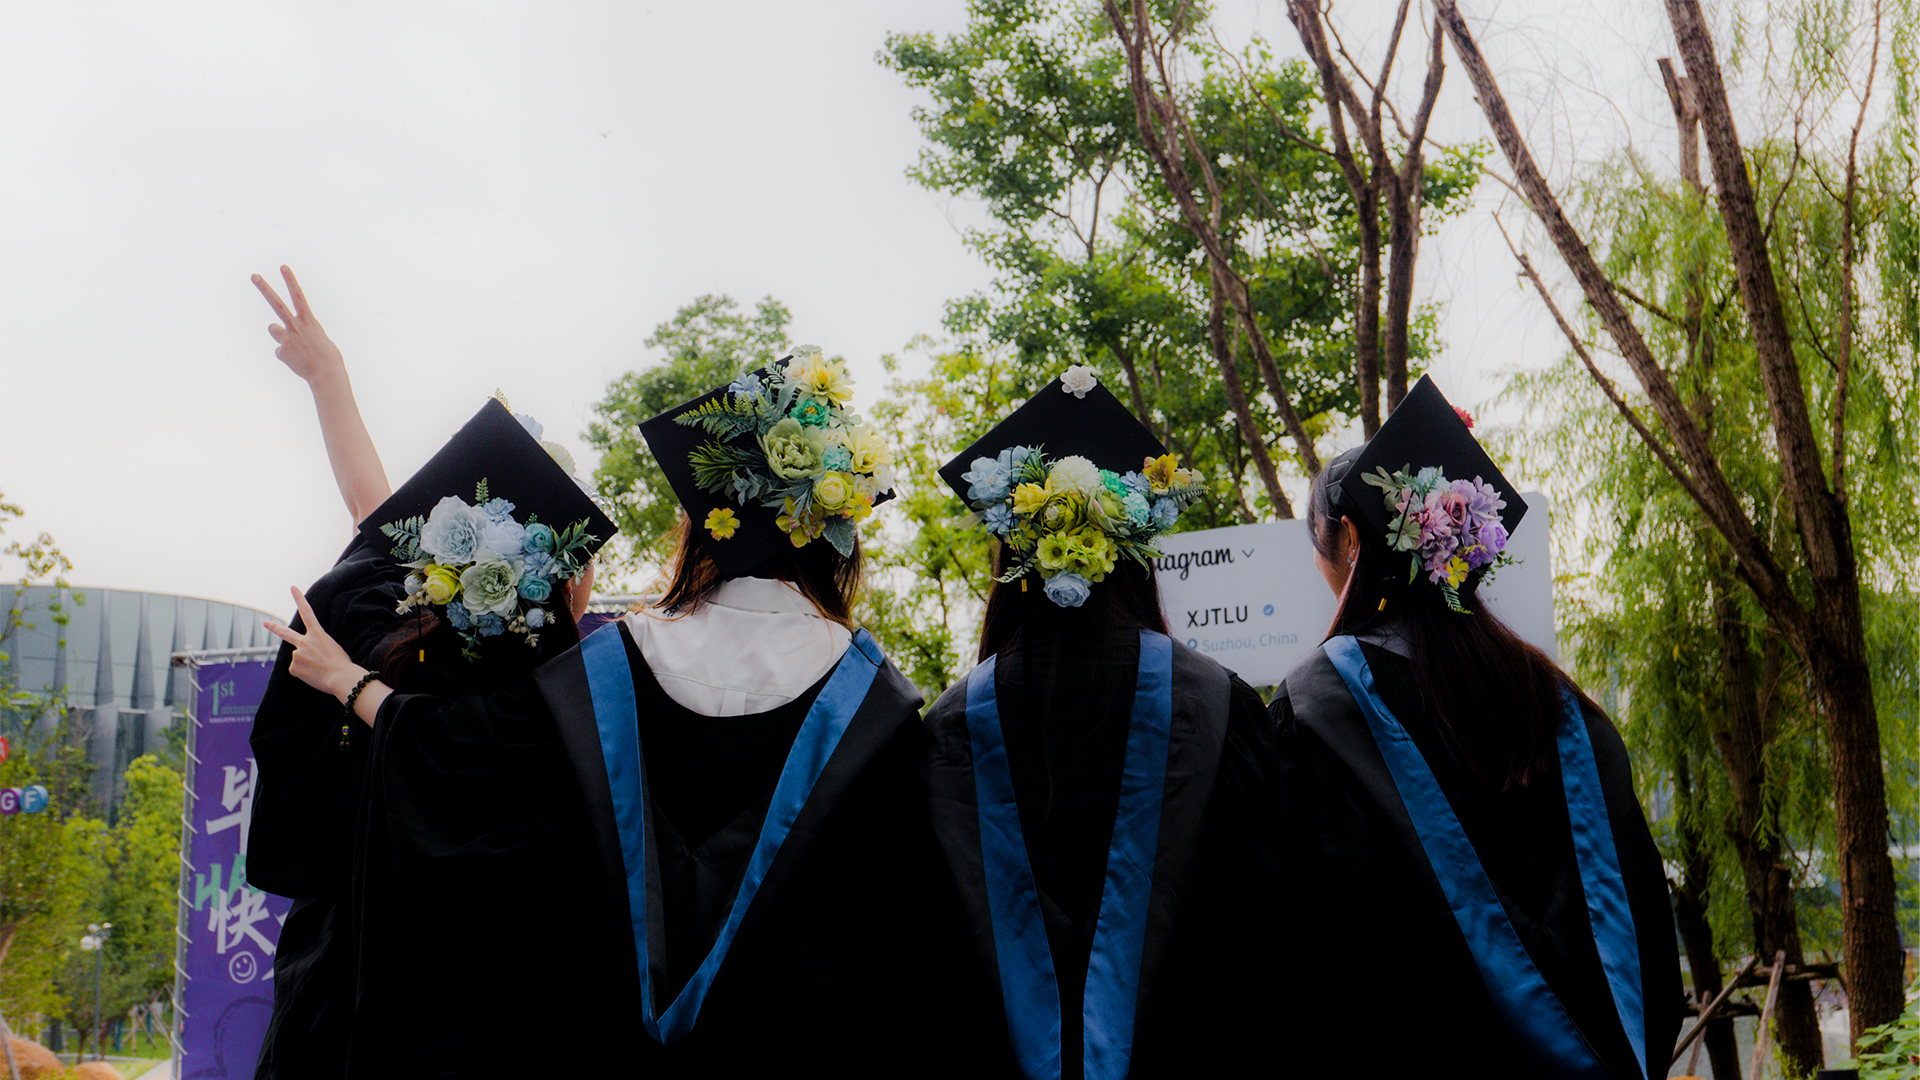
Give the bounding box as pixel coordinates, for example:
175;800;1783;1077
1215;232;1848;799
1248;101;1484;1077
1664;0;1902;1039
1205;273;1292;517
1707;565;1823;1073
1441;1;1904;1039
1671;863;1742;1078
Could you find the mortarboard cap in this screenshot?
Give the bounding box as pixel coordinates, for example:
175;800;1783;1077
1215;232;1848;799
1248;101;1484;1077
1333;375;1527;541
938;378;1167;505
359;398;617;559
641;360;895;579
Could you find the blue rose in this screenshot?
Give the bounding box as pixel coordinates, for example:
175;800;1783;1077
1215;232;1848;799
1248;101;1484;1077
518;575;553;603
481;497;518;523
1043;572;1092;608
419;497;484;563
962;454;1013;506
526;607;547;628
523;523;556;553
445;600;473;631
984;504;1014;535
1122;470;1150;495
521;550;556;580
476;612;506;638
1150;497;1181;529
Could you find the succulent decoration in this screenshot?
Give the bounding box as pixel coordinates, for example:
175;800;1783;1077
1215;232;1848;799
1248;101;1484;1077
674;346;895;556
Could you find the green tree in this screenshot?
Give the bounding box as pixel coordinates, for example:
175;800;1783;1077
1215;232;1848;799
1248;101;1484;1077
1488;22;1920;1061
883;0;1475;520
1446;0;1919;1041
585;295;793;575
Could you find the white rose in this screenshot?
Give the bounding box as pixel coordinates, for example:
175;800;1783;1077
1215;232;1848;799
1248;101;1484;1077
1060;364;1098;399
482;517;528;557
1048;455;1102;497
418;496;485;563
514;413;544;440
871;462;898;495
541;440;577;476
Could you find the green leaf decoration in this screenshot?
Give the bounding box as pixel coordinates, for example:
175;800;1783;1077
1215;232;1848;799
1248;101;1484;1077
474;477;491;504
821;515;857;558
674;396;763;440
688;442;769;494
380;516;426;561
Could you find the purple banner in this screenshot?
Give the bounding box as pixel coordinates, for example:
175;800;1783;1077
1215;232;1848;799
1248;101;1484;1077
175;652;287;1079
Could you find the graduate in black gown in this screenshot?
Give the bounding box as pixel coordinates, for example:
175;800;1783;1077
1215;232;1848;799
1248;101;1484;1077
271;349;974;1076
245;268;611;1078
1271;377;1681;1078
921;368;1288;1080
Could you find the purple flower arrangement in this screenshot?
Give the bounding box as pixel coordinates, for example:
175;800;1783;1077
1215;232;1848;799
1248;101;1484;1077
1360;465;1515;613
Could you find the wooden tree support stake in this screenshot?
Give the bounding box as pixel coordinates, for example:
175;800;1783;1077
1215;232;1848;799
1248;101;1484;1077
1748;950;1788;1080
1672;956;1758;1067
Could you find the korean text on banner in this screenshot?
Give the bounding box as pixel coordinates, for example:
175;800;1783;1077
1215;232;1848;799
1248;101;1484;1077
174;650;285;1079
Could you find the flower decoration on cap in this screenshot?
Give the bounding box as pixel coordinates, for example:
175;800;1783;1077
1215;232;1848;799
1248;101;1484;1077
958;375;1203;609
672;346;895;556
380;477;599;660
1361;465;1513;614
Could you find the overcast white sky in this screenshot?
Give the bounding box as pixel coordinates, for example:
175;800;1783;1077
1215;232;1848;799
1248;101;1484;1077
0;1;1692;617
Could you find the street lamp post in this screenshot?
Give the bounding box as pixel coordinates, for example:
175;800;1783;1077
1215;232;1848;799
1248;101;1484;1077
78;922;111;1061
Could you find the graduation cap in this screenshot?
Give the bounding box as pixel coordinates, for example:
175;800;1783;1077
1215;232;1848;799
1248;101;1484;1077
938;376;1168;505
641;360;895;579
1330;375;1527;541
358;398;617;560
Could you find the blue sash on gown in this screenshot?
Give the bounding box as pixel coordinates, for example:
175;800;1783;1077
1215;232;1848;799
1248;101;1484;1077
580;624;884;1045
1324;635;1647;1079
963;628;1174;1080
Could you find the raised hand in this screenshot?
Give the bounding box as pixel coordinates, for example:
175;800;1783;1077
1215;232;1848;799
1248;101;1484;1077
252;265;391;524
253;265;345;384
264;585;390;723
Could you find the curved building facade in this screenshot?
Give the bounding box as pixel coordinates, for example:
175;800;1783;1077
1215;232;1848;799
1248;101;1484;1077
1;585;278;809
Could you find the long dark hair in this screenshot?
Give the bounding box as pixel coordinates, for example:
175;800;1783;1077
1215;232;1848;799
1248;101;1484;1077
373;586;584;699
977;552;1167;662
1309;460;1575;790
656;513;862;627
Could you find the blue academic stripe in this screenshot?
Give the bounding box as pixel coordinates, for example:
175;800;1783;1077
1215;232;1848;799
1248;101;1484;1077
580;624;883;1045
1557;684;1648;1076
963;629;1174;1080
1324;636;1643;1079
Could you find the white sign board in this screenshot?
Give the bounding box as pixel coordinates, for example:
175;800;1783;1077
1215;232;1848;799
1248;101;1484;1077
1152;493;1555;686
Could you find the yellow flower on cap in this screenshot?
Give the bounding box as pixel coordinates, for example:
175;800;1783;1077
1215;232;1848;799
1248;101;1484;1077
1011;483;1049;517
776;497;825;547
421;564;461;605
813;471;857;514
704;507;739;540
789;348;855;406
1144;454;1182;494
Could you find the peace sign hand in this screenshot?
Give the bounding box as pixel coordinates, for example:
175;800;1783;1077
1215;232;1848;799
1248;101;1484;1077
253;265;345;384
264;585;375;709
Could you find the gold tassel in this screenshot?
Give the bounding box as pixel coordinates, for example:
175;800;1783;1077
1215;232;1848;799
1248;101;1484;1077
1377;597;1388;611
418;649;426;662
1021;579;1028;592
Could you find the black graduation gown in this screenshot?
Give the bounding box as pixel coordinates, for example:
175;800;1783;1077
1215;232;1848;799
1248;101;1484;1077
1272;635;1681;1079
249;530;404;1080
363;620;976;1076
922;630;1287;1079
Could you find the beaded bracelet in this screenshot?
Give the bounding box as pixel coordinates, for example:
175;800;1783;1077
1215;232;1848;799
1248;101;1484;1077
340;670;382;748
